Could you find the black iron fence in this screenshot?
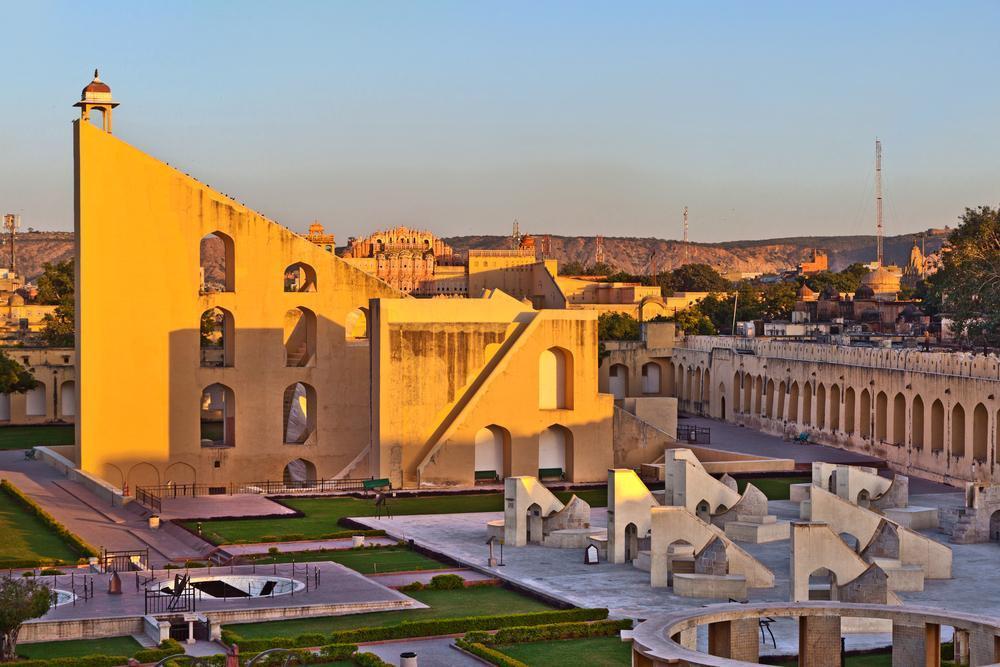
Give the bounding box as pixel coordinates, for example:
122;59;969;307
145;584;196;614
135;486;162;513
677;424;711;445
101;547;149;572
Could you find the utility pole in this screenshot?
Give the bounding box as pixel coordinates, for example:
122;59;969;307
2;214;19;274
875;139;883;267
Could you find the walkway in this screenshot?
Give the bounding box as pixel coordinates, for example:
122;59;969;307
220;536;398;557
680;414;956;494
0;450;213;567
367;567;495;588
359;637;481;666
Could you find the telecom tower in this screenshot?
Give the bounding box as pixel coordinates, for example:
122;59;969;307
875;139;884;267
594;235;605;266
2;214;19;273
510;218;521;249
682;206;689;265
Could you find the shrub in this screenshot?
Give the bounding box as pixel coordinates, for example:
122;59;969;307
38;568;65;576
318;643;357;661
352;653;393;667
225;608;610;651
398;581;424;592
454;641;527;667
13;655;130;667
0;480;98;564
133;638;186;662
428;574;463;590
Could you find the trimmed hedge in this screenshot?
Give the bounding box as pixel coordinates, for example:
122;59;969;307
219;529;386;546
465;619;633;646
223;608;610;651
133;638;186;663
13;655;129;667
399;573;468;592
352;653;393;667
454;641;527;667
0;479;98;566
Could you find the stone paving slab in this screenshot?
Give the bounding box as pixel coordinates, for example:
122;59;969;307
360;637;482;666
352;501;1000;655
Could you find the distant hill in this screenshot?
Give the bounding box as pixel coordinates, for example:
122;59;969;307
444;229;949;275
4;229;950;283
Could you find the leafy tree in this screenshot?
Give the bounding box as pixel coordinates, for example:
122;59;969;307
657;308;717;335
758;282;799;321
35;260;74;306
805;263;870;294
597;312;641;341
38;260;75;347
559;260;586;276
0;351;38;395
668;263;730;292
926;206;1000;346
0;577;51;661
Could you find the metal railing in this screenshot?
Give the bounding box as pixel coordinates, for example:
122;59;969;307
136;477;374;501
101;547;149;573
677;424;711;445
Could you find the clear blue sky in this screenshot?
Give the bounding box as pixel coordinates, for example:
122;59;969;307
1;1;998;242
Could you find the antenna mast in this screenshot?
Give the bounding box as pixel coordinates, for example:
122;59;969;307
594;235;605;267
875;139;883;267
682;206;689;265
2;214;19;274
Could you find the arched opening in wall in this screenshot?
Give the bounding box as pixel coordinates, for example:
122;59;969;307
164;462;197;487
538;425;572;479
685;369;694;402
720;394;726;420
624;522;639;563
0;393;10;421
608;364;628;400
732;372;741;414
859;389;871;439
827;470;837;493
912;396;925;450
664;361;675;396
283;458;317;487
199;232;235;293
973;403;988;462
282;382;317;444
845;387;856;434
892;393;906;446
127;463;160;491
283;263;317;292
59;381;76;418
641;362;661;395
931;399;945;452
475;425;508;482
816;384;826;430
875;391;888;441
693;368;703;408
200;307;235;367
742;375;752;414
526;503;543;544
285;307;317;366
808;569;838;601
753;376;763;415
701;369;711;405
990;510;1000;541
839;532;861;553
857;489;871;508
829;384;841;432
788;382;799;423
801;384;812;427
695;499;711;523
86;107;106;130
25;382;46;417
765;379;775;418
539;347;573;409
952;403;966;458
714;503;728;514
345;307;369;342
777;381;786;420
200;383;235;448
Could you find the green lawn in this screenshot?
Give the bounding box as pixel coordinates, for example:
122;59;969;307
0;425;74;450
0;488;81;566
735;476;809;501
498;636;630;666
226;586;555;638
188;488;607;545
18;636;143;660
254;545;446;573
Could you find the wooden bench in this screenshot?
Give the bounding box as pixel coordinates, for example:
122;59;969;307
538;467;564;480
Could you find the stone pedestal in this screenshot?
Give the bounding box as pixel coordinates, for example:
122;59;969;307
798;615;841;667
882;506;939;530
724;514;791;543
674;573;747;600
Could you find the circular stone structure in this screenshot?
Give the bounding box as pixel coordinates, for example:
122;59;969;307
50;589;77;607
155;574;305;599
630;602;1000;666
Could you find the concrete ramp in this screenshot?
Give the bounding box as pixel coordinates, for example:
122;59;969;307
649;505;774;589
809;487;951;579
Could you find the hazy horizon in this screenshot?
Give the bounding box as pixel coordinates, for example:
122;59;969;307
1;1;998;242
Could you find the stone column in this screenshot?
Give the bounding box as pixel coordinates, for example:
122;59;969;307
707;618;759;662
953;628;969;665
892;622;931;667
968;628;1000;666
798;615;841;667
671;626;697;650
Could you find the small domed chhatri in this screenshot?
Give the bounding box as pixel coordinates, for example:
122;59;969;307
74;69;118;133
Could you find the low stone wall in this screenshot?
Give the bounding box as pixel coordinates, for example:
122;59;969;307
21;616;146;643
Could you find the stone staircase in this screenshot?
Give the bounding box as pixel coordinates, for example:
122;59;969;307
286;341;310;367
948;508;981;544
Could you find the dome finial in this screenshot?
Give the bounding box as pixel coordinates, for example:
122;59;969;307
93;68;100;80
